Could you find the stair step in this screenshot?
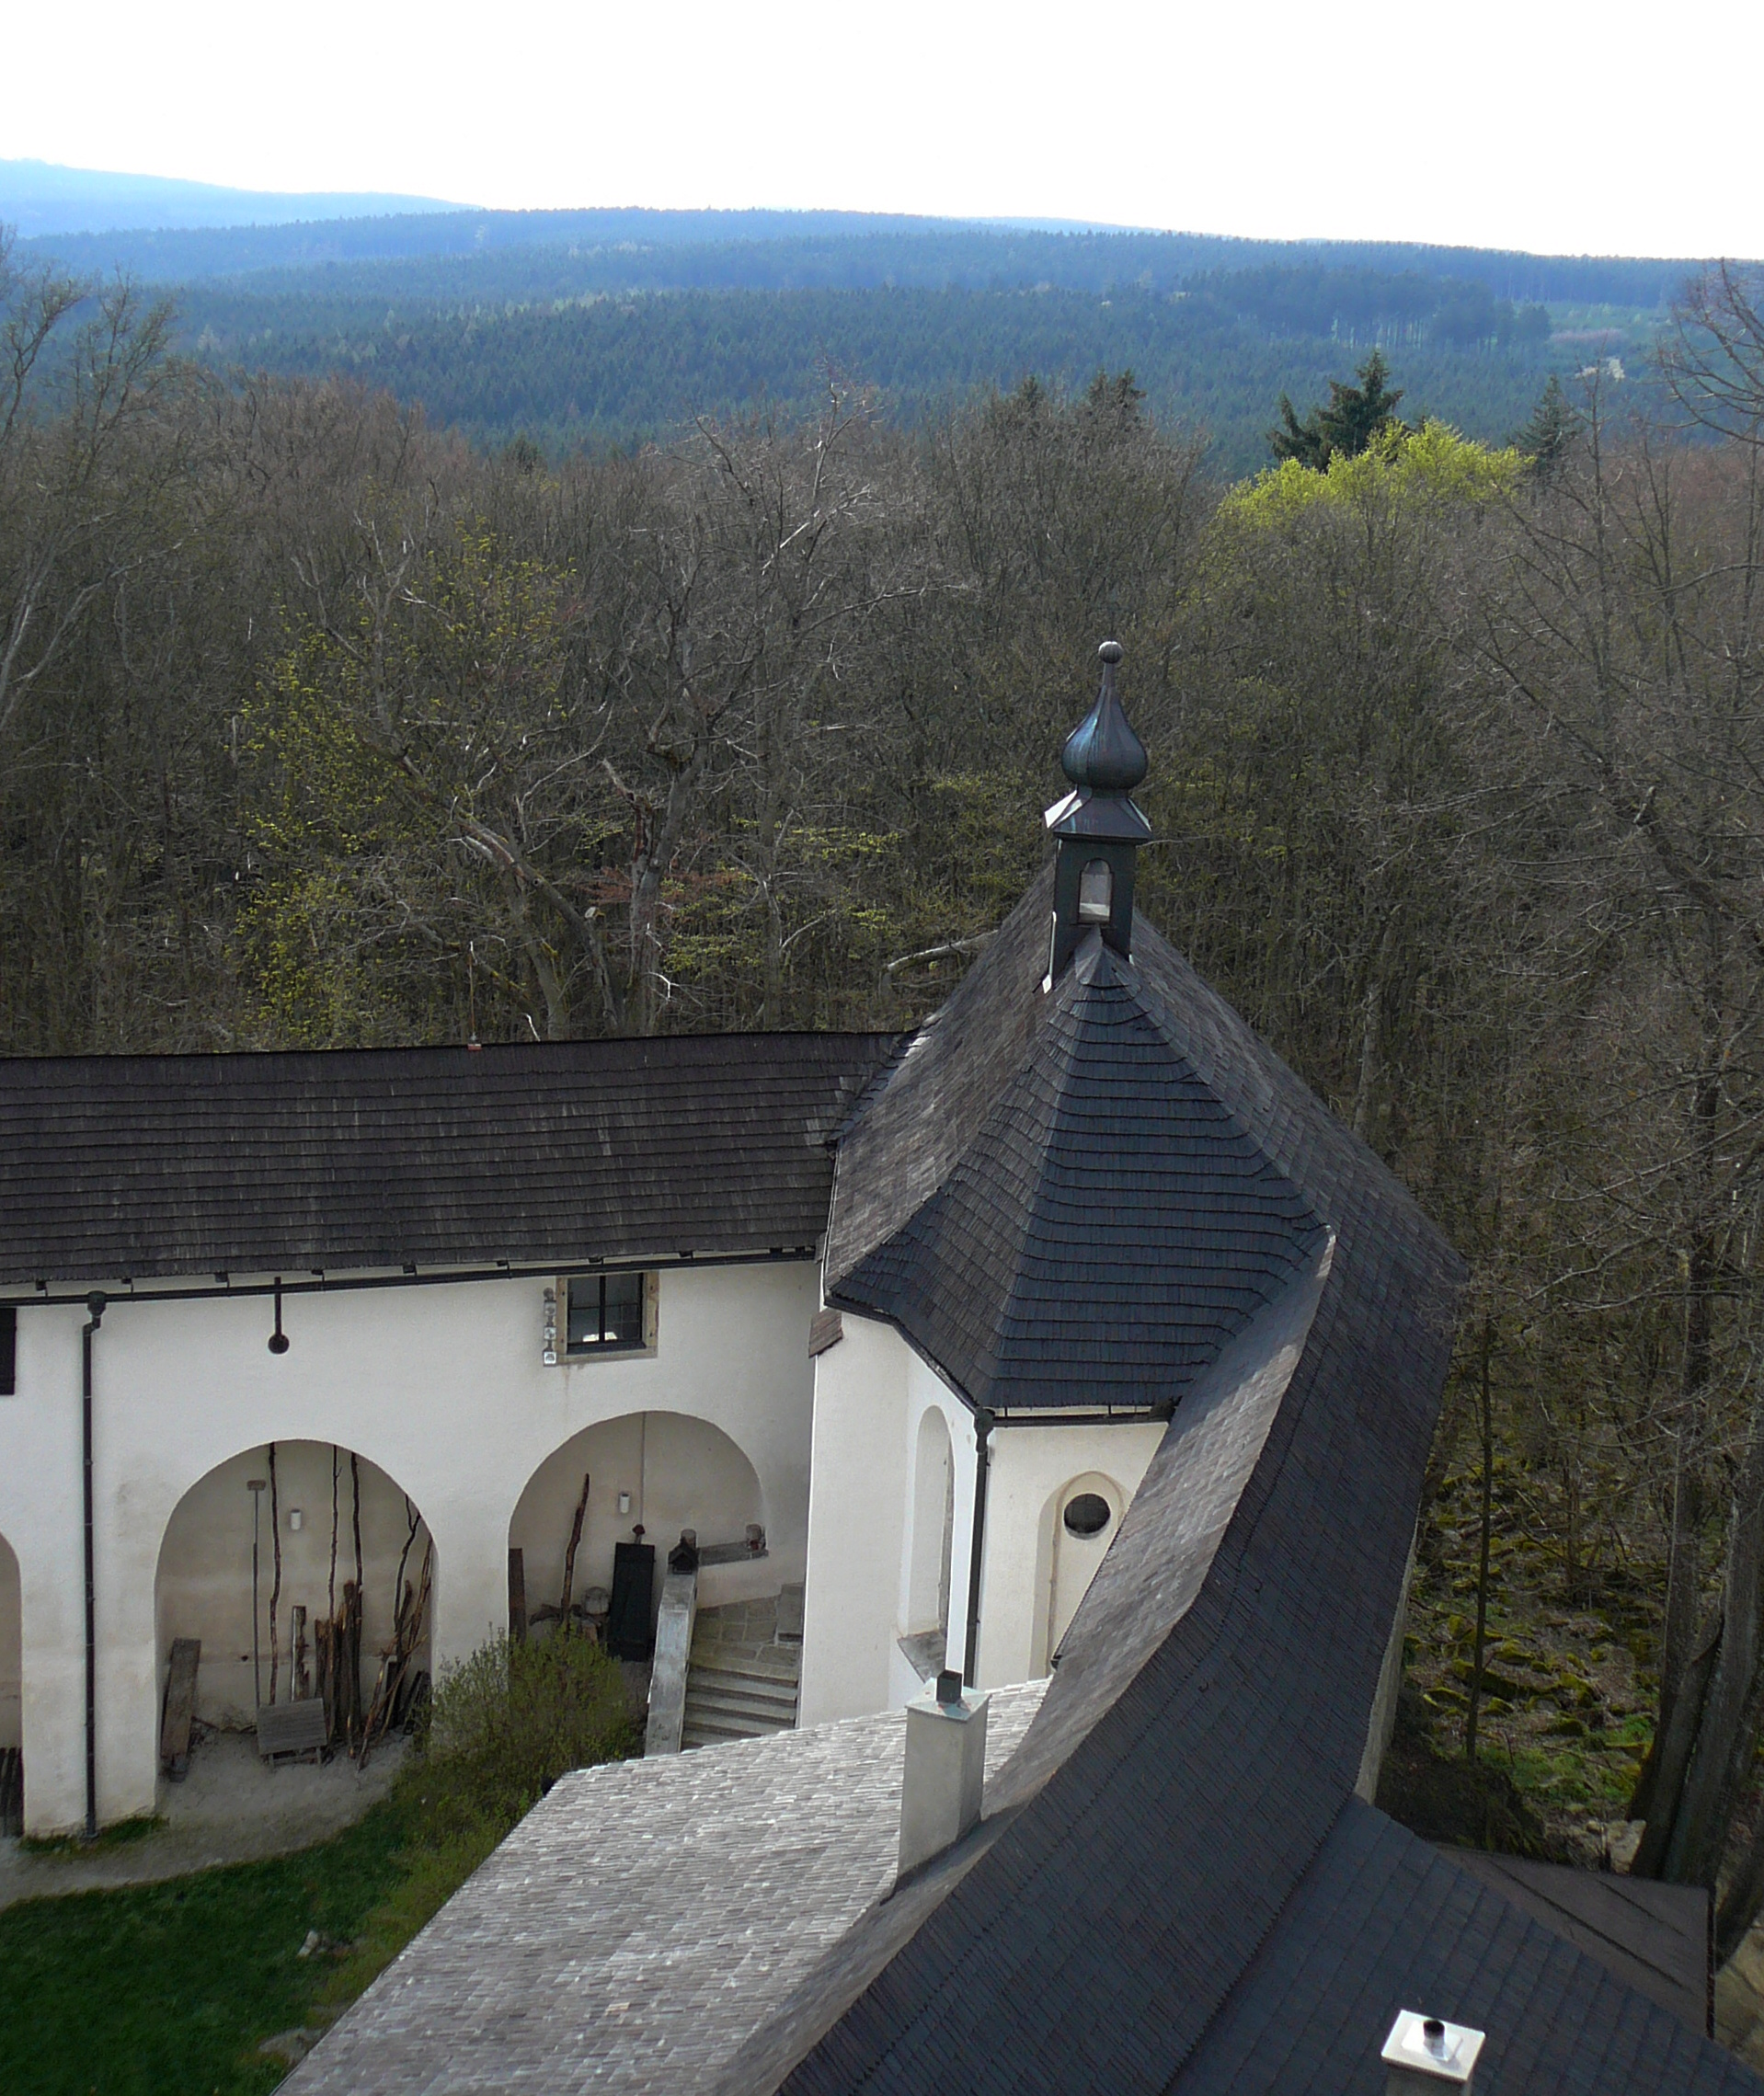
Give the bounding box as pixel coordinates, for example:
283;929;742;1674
680;1650;799;1751
682;1713;786;1745
684;1686;797;1724
688;1662;798;1698
687;1646;801;1684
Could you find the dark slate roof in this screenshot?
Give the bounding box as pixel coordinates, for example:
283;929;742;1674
0;1034;899;1287
1439;1847;1712;2039
1174;1805;1748;2095
748;889;1752;2095
826;872;1324;1412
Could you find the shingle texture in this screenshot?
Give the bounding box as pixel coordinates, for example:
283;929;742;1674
760;887;1749;2096
1439;1846;1712;2038
827;873;1323;1411
282;1681;1048;2096
1175;1804;1752;2095
0;1034;899;1286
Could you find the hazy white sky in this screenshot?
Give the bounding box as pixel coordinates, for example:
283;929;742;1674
7;0;1759;257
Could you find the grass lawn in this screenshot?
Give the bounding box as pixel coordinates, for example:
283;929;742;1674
0;1633;637;2095
0;1800;414;2096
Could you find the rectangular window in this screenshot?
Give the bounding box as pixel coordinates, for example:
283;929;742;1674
0;1306;13;1396
564;1271;651;1356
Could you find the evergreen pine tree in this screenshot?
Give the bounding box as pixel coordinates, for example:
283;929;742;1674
1267;351;1406;470
1316;350;1405;458
1268;393;1330;469
1514;373;1575;481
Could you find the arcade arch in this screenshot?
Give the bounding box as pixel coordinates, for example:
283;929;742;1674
155;1442;432;1738
510;1413;765;1639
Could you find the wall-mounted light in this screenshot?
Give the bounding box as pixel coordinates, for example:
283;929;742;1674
617;1490;632;1515
543;1287;557;1367
289;1507;304;1532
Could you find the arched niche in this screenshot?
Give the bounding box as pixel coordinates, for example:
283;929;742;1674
1038;1470;1125;1674
155;1442;432;1733
905;1409;954;1641
509;1412;765;1632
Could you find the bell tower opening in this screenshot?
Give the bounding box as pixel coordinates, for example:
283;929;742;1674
1044;639;1151;984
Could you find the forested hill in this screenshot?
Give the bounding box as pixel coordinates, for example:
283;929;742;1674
24;205;1708;307
169;275;1629;476
15;202;1689;474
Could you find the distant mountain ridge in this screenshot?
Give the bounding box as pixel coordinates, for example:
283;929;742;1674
0;157;463;238
6;183;1723;312
0;162;1725;480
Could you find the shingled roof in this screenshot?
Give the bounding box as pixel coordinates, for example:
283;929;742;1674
731;883;1755;2094
826;876;1324;1412
0;1034;899;1288
281;1684;1049;2096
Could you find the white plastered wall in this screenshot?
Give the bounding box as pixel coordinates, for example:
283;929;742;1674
800;1320;981;1724
0;1258;817;1835
800;1310;1171;1720
974;1421;1166;1691
0;1528;19;1752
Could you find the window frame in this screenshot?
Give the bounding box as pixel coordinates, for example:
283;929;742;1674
555;1269;659;1362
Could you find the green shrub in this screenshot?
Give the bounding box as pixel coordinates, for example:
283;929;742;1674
402;1630;639;1842
316;1630;639;2013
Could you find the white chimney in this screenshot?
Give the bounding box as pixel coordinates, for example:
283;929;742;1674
1381;2010;1485;2094
899;1669;989;1877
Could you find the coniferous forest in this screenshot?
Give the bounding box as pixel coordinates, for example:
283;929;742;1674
9;223;1764;1953
17;209;1673;475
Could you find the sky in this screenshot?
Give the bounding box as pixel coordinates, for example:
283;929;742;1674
6;0;1760;258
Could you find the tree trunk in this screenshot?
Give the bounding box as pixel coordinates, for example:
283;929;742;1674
1464;1311;1496;1762
1658;1376;1764;1887
1637;1054;1723;1828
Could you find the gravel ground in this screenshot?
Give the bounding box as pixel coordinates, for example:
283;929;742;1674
0;1726;405;1911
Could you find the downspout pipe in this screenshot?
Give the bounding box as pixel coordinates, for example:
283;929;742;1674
82;1289;107;1841
963;1408;993;1688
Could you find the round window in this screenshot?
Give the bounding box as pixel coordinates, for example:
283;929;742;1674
1062;1492;1112;1539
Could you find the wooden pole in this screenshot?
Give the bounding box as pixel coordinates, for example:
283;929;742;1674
267;1444;282;1707
560;1472;590;1622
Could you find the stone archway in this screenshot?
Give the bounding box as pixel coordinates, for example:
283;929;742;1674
154;1442;432;1742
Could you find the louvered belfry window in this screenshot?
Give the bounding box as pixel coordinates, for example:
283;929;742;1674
1077;860;1114;922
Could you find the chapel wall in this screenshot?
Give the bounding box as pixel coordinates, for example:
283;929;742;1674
0;1257;817;1834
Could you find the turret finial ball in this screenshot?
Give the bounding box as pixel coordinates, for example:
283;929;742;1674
1098;639;1124;664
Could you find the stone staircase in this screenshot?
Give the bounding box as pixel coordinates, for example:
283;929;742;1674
681;1590;802;1751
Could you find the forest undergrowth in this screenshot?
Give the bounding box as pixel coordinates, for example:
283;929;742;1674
1392;1413;1664;1865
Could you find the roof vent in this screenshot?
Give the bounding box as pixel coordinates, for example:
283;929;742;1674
1381;2010;1485;2093
898;1669;989;1878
